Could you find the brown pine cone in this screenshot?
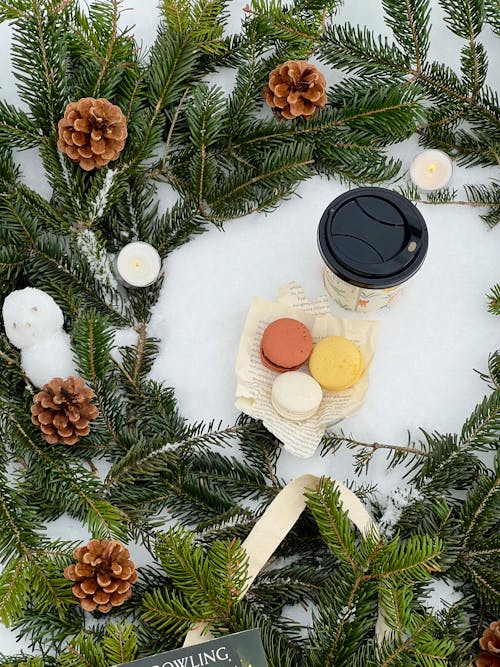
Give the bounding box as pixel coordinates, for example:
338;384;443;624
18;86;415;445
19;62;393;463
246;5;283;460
64;539;138;613
477;622;500;667
30;376;99;446
57;97;127;171
263;60;327;120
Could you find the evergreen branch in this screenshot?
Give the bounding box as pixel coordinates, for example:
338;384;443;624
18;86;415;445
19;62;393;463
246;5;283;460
416;198;491;206
72;311;126;450
124;72;144;121
321;24;500;129
161;0;228;54
468;547;500;557
0;556;29;627
440;0;486;99
416;109;465;130
231;99;424;149
319;23;411;80
10;0;69;133
131;323;147;383
228;601;305;665
466;18;482;101
461;463;500;545
439;0;485;40
0;102;41;148
141;586;212;636
366;535;442;582
465;182;500;228
487;286;500;315
485;0;500;34
306;478;358;572
105;423;248;487
382;0;430;73
92;0;119;97
33;2;60;133
32;246;131;325
325;572;366;665
379;582;412;638
242;4;319;43
237;416;282;489
179;452;273;500
1;197;132;324
147;27;197;113
52;0;75;13
459;390;500;449
0;542;74;627
102;622;137;666
0;473;40;563
0;1;32;21
113;334;159;393
161;86;190;172
61;633;107;667
72;311;114;383
321;430;428;474
155;527;230;611
321;431;428;457
468;567;500;601
5;414;127;540
208;538;249;614
378;615;434;667
416;66;499;127
406;0;425;73
208;155;314;207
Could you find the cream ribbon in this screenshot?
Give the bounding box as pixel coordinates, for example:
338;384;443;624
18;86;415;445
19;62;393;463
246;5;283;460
184;474;388;647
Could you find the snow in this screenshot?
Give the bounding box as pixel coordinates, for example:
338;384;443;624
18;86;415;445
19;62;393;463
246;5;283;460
149;173;500;480
110;327;139;363
21;332;76;388
376;487;423;538
1;0;500;655
423;578;464;613
2;287;77;387
2;287;64;349
76;228;118;291
88;168;117;221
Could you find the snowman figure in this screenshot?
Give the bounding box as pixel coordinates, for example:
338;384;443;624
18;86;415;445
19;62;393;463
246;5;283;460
2;287;77;387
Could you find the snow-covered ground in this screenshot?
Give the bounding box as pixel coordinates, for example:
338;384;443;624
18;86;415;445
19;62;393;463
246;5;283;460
1;0;499;654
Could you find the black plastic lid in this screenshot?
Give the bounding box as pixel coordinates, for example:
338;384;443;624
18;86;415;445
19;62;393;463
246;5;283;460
318;187;429;289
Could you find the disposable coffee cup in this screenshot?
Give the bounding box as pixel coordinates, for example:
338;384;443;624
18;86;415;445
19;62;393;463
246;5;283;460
318;187;428;312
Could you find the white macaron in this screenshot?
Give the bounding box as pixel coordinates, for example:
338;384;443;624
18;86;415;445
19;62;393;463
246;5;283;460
271;371;323;421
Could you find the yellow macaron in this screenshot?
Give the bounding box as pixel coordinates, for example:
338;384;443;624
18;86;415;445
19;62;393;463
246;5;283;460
309;336;364;391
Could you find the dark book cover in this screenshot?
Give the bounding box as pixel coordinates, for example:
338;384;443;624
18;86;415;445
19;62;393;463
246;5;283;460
116;629;268;667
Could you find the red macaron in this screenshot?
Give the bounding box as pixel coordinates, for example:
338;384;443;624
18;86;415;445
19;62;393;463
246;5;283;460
260;318;313;373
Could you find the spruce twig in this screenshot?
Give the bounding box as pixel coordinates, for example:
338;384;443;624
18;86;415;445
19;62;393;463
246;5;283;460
92;0;120;97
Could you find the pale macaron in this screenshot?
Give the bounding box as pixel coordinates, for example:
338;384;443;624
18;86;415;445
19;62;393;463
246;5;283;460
309;336;364;391
271;371;323;421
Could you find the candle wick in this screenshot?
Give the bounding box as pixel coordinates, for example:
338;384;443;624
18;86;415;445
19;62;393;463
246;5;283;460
428;164;436;173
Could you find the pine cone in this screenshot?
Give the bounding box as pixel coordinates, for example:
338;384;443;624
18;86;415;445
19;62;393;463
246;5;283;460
64;539;138;613
57;97;127;171
477;622;500;667
263;60;327;120
31;376;99;445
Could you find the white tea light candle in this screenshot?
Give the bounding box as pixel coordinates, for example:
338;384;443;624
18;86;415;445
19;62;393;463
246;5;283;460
409;149;453;191
116;242;162;287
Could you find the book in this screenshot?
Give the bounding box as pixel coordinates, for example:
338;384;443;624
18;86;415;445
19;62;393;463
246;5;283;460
116;629;268;667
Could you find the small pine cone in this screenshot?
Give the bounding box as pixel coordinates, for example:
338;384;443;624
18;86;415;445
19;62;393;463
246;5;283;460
64;539;138;613
57;97;127;171
263;60;327;120
477;622;500;667
30;376;99;446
